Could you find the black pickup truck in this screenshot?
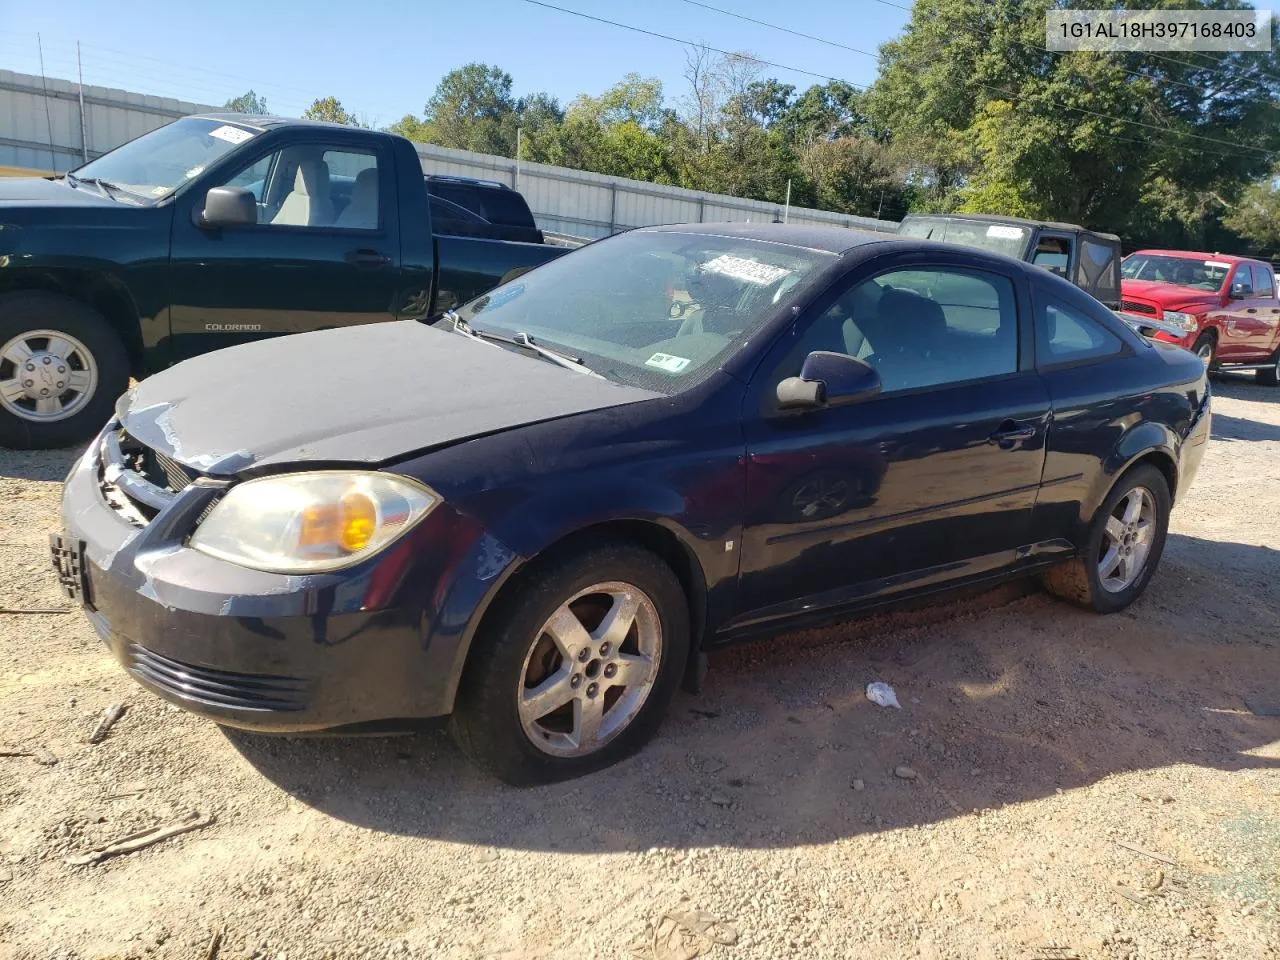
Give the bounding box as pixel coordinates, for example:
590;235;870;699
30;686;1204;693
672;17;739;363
0;115;569;449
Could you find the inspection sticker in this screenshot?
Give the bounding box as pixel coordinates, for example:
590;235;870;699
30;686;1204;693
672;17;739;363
208;124;254;145
702;255;791;286
645;352;692;374
986;224;1025;240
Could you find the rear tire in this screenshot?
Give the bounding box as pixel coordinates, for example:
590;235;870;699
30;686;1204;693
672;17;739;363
450;543;690;785
1041;464;1170;614
1258;349;1280;386
0;292;130;450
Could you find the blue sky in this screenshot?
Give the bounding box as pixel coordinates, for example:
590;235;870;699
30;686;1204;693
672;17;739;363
1;0;911;126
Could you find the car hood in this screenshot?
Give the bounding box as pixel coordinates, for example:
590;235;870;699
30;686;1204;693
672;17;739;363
0;176;118;209
1121;279;1219;311
117;321;662;475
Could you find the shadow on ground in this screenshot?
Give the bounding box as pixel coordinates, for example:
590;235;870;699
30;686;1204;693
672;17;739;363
0;445;81;482
1210;413;1280;442
1210;372;1279;404
228;532;1280;854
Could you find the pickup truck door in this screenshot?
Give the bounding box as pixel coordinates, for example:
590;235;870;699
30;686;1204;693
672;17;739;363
167;134;402;362
1244;264;1280;359
1220;265;1276;361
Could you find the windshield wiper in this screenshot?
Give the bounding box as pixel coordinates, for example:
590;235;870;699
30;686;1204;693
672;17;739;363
444;310;603;378
66;173;140;202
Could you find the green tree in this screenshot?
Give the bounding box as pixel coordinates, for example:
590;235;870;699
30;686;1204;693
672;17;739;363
302;96;361;126
422;63;519;154
862;0;1280;241
223;90;268;115
1224;171;1280;252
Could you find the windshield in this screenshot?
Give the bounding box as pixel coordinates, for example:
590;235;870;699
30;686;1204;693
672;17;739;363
1121;254;1231;292
442;231;836;392
71;117;260;201
899;217;1031;258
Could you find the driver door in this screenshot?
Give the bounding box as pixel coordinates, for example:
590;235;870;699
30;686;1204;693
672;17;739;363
732;256;1050;631
166;134;402;363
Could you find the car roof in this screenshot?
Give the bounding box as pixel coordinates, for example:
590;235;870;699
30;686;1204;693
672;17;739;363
637;222;892;254
1129;249;1261;266
903;212;1120;242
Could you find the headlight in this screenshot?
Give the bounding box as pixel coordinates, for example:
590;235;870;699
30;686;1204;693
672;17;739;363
189;471;437;573
1162;311;1199;333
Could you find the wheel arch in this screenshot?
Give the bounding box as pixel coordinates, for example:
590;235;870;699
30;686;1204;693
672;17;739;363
0;268;145;374
442;516;710;715
1085;436;1179;530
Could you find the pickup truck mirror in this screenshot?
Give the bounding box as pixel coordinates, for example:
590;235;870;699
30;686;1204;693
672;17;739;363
776;351;882;412
1229;280;1253;300
196;186;257;229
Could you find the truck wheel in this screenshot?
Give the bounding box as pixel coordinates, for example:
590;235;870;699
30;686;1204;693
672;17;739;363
1190;332;1216;370
1257;348;1280;386
0;292;130;450
450;543;689;785
1041;464;1170;615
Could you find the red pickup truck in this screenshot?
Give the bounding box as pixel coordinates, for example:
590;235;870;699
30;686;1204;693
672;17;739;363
1119;250;1280;383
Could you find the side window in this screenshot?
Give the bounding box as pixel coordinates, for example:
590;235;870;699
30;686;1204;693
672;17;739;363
789;267;1019;393
223;153;274;204
1032;236;1072;277
224;145;379;230
1233;265;1255;296
1254;265;1276;299
1038;295;1124;365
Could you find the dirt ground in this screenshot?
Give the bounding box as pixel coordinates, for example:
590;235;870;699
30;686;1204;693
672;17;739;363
1;376;1277;960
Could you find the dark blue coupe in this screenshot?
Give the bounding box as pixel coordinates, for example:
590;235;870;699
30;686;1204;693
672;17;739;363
53;224;1211;783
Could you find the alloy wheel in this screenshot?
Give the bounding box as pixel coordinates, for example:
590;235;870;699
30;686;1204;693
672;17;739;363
0;329;99;422
517;580;662;757
1097;486;1157;593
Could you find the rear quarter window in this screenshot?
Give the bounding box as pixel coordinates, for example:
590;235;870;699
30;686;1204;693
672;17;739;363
1036;291;1128;367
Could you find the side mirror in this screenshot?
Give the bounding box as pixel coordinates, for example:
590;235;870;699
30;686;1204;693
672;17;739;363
775;351;882;412
195;186;257;228
1229;280;1252;300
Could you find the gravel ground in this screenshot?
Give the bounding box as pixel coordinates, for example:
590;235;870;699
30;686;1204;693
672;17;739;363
1;376;1277;960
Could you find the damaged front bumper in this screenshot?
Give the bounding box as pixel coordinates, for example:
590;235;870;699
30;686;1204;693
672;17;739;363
55;421;510;732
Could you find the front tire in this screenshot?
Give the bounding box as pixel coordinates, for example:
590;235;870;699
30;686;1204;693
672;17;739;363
450;543;690;785
0;292;130;450
1190;332;1216;371
1042;464;1171;614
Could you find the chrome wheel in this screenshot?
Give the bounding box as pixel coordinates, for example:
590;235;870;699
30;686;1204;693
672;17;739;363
1195;340;1213;367
1098;486;1157;593
0;329;99;422
517;580;662;758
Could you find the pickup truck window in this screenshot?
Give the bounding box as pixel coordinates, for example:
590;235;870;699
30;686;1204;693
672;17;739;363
1253;265;1276;298
71;116;259;200
220;146;380;230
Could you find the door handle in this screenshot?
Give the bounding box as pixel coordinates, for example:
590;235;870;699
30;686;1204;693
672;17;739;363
988;421;1037;448
345;248;391;267
1246;308;1257;314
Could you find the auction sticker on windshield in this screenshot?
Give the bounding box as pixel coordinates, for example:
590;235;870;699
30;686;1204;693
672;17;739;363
986;224;1025;240
702;255;791;286
209;125;254;145
645;352;692;374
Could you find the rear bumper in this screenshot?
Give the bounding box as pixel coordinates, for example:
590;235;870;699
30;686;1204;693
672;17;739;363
56;431;508;732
